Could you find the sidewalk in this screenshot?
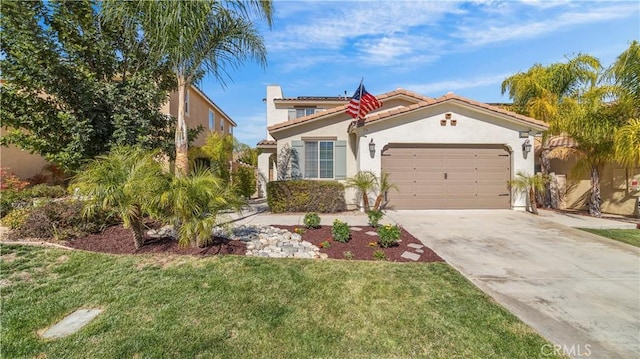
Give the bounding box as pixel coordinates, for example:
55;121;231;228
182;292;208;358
537;209;638;229
224;200;373;227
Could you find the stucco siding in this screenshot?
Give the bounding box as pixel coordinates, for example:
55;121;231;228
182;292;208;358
355;103;537;209
550;158;639;216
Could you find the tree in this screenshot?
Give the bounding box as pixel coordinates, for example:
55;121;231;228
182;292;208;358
508;171;549;215
615;119;640;168
104;1;273;176
159;168;243;247
199;132;236;181
345;171;377;211
0;0;178;172
72;147;168;249
501;54;601;207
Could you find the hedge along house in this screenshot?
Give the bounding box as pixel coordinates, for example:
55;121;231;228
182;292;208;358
257;85;548;210
1;84;236;180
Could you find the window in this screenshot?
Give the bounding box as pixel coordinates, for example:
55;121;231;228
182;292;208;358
208;110;214;130
288;107;318;120
304;141;333;179
185;90;190;114
220;120;224;133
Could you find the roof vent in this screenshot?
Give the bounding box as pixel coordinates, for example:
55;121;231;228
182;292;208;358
446;91;454;95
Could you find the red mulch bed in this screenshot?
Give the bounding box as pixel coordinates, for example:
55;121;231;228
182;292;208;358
67;225;246;257
66;223;443;263
276;225;443;263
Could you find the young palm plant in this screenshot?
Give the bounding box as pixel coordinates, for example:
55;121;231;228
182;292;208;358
372;171;398;211
160;168;244;247
345;171;377;211
508;171;549;215
72;146;169;249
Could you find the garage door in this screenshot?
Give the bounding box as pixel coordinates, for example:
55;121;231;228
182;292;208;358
381;144;511;209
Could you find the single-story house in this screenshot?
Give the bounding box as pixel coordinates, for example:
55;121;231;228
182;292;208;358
257;85;548;210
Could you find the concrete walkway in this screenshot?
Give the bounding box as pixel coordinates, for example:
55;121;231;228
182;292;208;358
385;209;640;359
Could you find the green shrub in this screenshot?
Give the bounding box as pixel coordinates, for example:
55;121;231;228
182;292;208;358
319;240;331;249
366;210;383;227
373;250;387;261
343;251;354;260
266;180;346;213
232;166;257;199
303;212;321;229
331;219;350;243
25;184;67;198
378;224;401;248
9;199;116;241
1;208;30;230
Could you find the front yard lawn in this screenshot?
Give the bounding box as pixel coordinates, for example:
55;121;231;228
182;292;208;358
1;244;563;358
577;228;640;247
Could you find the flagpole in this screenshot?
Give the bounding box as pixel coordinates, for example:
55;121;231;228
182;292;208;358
356;77;364;120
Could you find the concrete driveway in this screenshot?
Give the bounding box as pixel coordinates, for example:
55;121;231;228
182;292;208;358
386;210;640;359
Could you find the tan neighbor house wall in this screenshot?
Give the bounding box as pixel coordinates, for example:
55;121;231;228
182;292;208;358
0;127;49;180
550;157;640;216
162;86;236;147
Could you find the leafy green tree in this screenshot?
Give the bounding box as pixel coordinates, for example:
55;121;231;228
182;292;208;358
508;171;549;215
104;0;273;176
345;171;377;211
615;119;640;168
72;147;169;249
200;132;236;181
159;168;243;247
0;0;178;172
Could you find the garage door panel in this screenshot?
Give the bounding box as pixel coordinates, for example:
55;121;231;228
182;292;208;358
381;145;511;209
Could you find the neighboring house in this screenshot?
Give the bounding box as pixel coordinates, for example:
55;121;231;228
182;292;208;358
536;136;640;216
1;85;235;180
257;85;548;210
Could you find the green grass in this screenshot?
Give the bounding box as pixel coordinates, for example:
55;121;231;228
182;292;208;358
577;228;640;247
1;245;564;358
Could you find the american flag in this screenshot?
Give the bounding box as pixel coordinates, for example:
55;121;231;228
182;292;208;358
346;83;382;119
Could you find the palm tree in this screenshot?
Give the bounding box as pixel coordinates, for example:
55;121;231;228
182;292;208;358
159;168;244;247
201;132;236;181
372;171;398;211
72;146;168;249
501;54;601;207
103;1;273;176
615;119;640;168
345;171;377;211
508;171;549;215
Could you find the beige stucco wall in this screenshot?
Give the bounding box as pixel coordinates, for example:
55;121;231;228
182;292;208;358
0;139;50;180
550;158;639;216
353;102;543;210
162;87;235;147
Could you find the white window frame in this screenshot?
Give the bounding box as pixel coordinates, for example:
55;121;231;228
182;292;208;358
304;140;334;179
208;110;214;130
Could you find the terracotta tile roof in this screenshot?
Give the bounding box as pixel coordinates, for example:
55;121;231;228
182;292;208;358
257;139;277;147
268;88;432;132
355;93;548;130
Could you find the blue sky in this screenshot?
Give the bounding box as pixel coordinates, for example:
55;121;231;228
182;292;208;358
198;0;640;146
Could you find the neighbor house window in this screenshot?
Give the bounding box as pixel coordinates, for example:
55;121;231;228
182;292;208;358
185;90;190;114
208;110;214;130
220;120;224;133
305;141;333;179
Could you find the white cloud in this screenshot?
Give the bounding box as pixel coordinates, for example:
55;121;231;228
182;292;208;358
401;73;510;96
454;3;639;47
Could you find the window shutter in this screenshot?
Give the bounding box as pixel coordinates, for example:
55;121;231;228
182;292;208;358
291;141;304;179
334;140;347;180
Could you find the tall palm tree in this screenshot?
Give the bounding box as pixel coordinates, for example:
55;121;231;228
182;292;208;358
103;1;273;176
501;54;601;207
73;146;168;249
615;119;640;168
